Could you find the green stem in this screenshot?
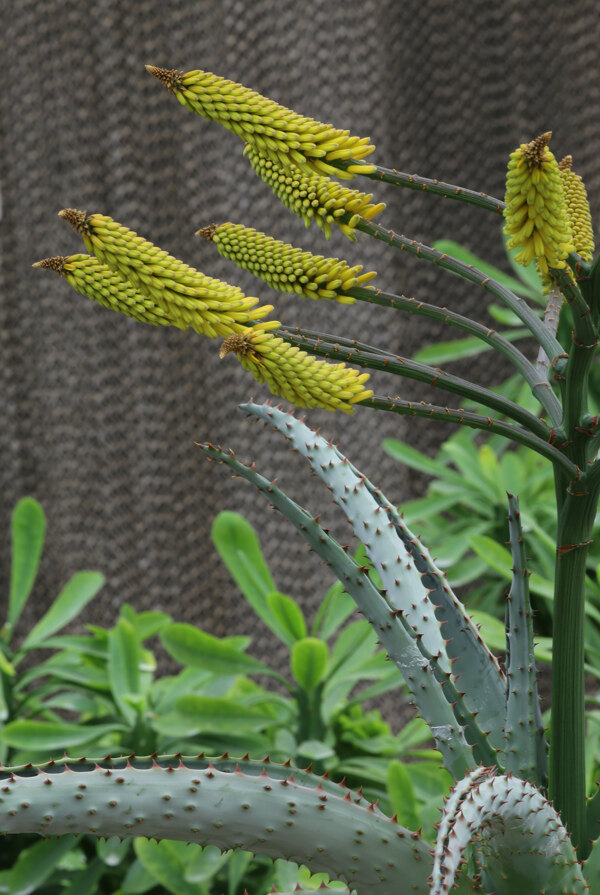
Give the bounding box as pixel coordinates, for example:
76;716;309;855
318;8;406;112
356;394;577;476
280;327;551;439
349;285;558;413
339;160;505;214
550;477;600;860
355;218;566;424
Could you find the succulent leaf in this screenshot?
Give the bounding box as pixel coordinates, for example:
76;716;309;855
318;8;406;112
199;221;376;302
146;65;375;180
504;494;548;786
199;438;475;779
226;404;502;771
243;145;385;240
431;767;586;895
0;755;435;895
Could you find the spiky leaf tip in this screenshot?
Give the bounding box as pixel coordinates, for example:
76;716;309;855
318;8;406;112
33;254;173;327
199;221;376;303
558;155;595;262
504;132;575;275
58;209;273;339
146;65;375;180
244;145;384;240
219;324;372;413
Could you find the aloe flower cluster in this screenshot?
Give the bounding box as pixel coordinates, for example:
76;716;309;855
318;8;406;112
503;132;575;275
244;145;385;240
146;65;375;180
198;221;376;303
219;325;372;412
558;155;595;262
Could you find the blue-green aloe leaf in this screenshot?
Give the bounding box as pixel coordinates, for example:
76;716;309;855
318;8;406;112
236;403;503;768
199;440;478;779
504;494;548;786
0;755;466;895
432;767;586;895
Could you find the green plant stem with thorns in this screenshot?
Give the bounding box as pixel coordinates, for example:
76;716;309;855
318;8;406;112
18;65;600;893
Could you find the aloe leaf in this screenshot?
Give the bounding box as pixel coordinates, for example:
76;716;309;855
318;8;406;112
0;755;444;895
238;405;505;762
199;440;478;779
7;498;46;640
21;571;105;650
504;494;548;786
432;767;586;895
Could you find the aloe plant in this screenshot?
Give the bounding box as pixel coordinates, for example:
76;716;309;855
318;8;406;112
10;64;600;892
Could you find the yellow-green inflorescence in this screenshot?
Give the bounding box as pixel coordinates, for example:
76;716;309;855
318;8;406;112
58;209;272;339
146;65;375;181
504;132;575;277
197;222;376;304
558;155;595;262
244;145;385;241
32;254;173;327
219;324;372;413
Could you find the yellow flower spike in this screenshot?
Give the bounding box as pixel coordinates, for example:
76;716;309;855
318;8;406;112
558;155;595;262
504;132;575;277
243;145;384;241
146;65;375;181
198;222;376;304
58;209;273;339
219;326;372;413
33;254;173;328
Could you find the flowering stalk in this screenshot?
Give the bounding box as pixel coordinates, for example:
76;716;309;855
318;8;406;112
558;155;595;263
198;221;376;303
58;209;272;339
146;65;375;180
243;145;385;240
219;325;372;413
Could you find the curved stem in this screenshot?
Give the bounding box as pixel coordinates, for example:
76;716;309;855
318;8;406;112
280;327;551;440
357;394;577;477
355;218;566;424
349;285;559;416
338;160;505;214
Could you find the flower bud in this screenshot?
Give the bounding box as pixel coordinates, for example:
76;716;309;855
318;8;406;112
220;323;372;413
243;145;384;240
146;65;375;180
198;222;376;304
58;209;272;339
503;132;574;275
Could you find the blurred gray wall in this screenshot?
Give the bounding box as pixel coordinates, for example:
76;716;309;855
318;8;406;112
0;0;598;664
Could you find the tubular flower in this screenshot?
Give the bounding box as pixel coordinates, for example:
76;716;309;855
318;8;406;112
504;132;575;276
33;254;173;327
146;65;375;181
197;222;376;304
244;145;385;240
219;323;372;413
58;209;272;339
558;155;595;262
